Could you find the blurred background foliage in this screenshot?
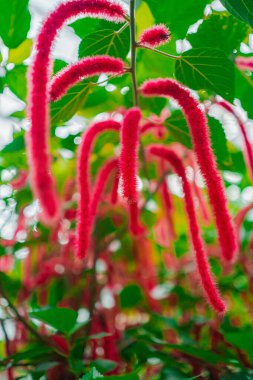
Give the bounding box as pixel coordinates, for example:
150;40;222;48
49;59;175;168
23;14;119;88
0;0;253;379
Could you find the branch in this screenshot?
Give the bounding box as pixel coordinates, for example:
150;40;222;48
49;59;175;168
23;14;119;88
137;43;180;60
130;0;138;106
0;284;47;345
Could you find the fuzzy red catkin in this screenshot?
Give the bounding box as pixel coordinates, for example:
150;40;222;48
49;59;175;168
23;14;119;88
119;108;144;236
139;24;171;48
119;107;141;202
27;0;125;225
110;170;120;205
141;79;237;262
235;56;253;71
188;153;210;224
148;144;226;313
76;120;120;260
90;158;118;227
217;100;253;181
129;202;145;236
50;56;125;102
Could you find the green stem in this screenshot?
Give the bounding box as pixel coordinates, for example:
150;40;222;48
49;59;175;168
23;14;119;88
130;0;138;106
137;43;180;60
0;283;47;345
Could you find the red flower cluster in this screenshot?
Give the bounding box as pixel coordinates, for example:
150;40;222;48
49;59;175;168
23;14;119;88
27;0;126;225
148;145;226;313
139;24;171;48
50;55;125;101
25;0;238;315
141;79;238;263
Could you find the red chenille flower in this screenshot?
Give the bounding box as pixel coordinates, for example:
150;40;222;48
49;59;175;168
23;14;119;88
149;144;226;314
141;78;237;262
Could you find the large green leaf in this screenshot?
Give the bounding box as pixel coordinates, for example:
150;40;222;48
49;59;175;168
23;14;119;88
220;0;253;27
29;307;78;335
163;112;231;169
1;134;25;153
223;329;253;362
80;368;103;379
188;13;249;55
79;27;130;60
9;39;32;64
50;80;92;124
119;284;144;309
234;67;253;119
144;0;209;38
6;65;27;101
175;48;235;101
0;0;31;48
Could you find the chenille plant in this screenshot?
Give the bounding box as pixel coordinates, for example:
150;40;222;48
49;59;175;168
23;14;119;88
1;0;253;379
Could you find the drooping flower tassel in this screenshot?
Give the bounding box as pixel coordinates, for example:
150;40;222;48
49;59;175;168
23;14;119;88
235;56;253;72
27;0;125;224
119;107;144;235
148;144;226;314
76;120;120;259
110;170;120;205
90;158;118;230
141;79;237;262
50;55;125;101
138;24;171;48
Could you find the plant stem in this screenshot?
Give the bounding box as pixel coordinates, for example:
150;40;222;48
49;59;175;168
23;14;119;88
137;43;180;60
130;0;138;106
0;319;11;357
0;284;47;344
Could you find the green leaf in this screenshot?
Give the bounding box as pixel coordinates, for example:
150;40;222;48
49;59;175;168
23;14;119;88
163;113;231;169
10;344;52;363
50;81;92;124
223;329;253;362
164;111;192;149
6;65;27;101
234;68;253;119
71;19;118;39
0;273;21;300
119;284;144;309
91;359;117;374
1;134;25;153
144;0;209;38
29;307;78;335
80;368;103;379
0;0;31;48
136;38;176;82
9;39;32;64
106;372;139;380
220;0;253;27
188;13;249;55
79;27;130;60
175;48;235;101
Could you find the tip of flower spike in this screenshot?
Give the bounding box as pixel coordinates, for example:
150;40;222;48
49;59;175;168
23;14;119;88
139;24;171;48
235;56;253;71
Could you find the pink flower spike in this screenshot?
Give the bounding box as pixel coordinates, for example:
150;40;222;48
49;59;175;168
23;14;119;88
148;144;226;314
27;0;126;225
76;120;120;260
139;24;171;48
119;107;141;203
110;170;120;205
216;100;253;181
129;202;145;236
141;78;238;262
90;158;118;227
50;56;125;102
236;56;253;71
